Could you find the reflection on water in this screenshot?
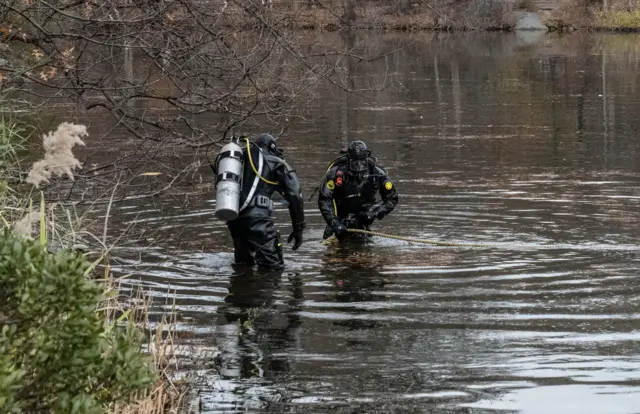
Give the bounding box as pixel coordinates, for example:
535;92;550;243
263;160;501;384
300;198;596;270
203;267;303;411
58;31;640;412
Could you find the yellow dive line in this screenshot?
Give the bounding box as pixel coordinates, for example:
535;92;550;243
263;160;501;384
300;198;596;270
245;138;278;186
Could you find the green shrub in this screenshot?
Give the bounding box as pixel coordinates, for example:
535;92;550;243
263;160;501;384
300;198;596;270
0;229;155;413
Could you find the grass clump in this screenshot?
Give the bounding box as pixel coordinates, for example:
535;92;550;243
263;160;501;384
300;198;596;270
0;117;30;227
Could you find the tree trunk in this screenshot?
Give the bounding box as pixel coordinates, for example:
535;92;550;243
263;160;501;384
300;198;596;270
341;0;356;26
394;0;413;15
451;58;462;139
434;51;446;138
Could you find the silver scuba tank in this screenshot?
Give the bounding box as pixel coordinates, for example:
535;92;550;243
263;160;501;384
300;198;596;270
214;136;244;221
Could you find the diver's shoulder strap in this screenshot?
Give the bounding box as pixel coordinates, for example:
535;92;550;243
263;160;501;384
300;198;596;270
239;147;264;213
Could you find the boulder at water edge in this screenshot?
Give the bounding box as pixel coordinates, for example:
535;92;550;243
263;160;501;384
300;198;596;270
514;11;547;31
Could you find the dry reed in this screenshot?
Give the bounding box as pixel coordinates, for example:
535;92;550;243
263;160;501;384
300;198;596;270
103;273;188;414
26;122;87;188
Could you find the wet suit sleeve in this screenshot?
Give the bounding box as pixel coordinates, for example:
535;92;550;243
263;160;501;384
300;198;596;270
276;159;306;232
318;166;338;225
374;166;398;219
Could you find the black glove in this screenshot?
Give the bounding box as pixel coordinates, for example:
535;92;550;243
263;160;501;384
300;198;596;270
330;218;348;240
287;228;303;250
358;210;375;226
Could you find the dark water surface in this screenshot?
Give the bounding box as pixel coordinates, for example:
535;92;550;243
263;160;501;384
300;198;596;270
64;32;640;412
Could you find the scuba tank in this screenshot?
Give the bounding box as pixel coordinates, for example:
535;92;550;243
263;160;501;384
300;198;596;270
214;136;245;221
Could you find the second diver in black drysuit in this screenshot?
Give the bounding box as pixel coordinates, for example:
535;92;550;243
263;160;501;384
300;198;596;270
318;140;398;241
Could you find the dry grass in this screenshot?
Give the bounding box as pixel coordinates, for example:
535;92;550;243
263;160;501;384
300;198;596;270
102;273;189;414
545;0;640;30
595;9;640;29
277;4;439;30
170;1;441;30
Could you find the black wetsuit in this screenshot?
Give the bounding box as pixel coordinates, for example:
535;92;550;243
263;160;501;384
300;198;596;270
318;160;398;240
226;144;305;268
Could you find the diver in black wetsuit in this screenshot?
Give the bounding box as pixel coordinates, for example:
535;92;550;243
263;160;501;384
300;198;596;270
318;140;398;241
225;134;305;268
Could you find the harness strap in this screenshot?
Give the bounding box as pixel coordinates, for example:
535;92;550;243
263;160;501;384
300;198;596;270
239;148;263;213
217;172;241;183
219;149;244;160
250;194;274;210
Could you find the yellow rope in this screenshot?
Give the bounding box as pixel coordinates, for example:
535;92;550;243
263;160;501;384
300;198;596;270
245;139;278;186
321;228;640;251
346;228;492;248
344;228;568;250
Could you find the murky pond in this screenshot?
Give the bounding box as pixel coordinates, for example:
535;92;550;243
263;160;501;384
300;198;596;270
51;31;640;412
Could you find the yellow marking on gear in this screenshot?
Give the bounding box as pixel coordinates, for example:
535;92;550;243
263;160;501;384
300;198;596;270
326;180;335;190
332;199;337;215
385;181;393;191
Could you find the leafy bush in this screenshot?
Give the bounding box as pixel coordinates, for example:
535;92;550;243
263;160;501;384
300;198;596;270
0;229;155;413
